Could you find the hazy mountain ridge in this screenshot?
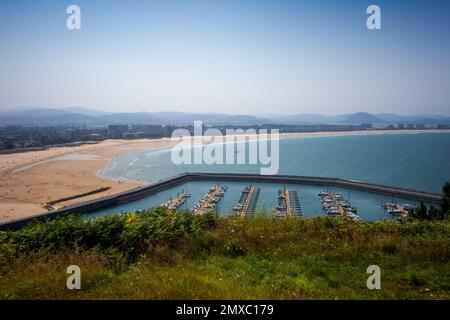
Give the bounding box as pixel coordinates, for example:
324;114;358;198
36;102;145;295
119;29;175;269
0;107;449;126
63;107;114;117
342;112;384;124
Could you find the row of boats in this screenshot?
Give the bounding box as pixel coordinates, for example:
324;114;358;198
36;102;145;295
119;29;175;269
382;201;413;217
318;191;360;221
160;191;191;211
191;185;228;215
232;186;303;218
276;188;302;218
152;188;415;220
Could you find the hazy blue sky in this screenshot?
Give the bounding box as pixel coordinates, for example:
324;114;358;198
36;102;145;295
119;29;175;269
1;0;449;115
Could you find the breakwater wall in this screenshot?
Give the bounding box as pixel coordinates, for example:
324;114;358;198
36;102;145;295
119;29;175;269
187;173;443;202
47;187;111;206
0;172;443;230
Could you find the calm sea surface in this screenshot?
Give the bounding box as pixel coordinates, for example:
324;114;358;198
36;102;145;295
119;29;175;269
89;132;450;221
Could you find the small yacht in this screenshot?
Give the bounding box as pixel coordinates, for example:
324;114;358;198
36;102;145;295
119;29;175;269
403;204;413;211
340;201;350;208
388;208;405;216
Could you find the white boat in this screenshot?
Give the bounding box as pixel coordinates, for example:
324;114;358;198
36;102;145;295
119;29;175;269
388;208;405;216
327;207;340;215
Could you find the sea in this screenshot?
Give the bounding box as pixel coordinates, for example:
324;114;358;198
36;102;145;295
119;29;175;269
86;132;450;221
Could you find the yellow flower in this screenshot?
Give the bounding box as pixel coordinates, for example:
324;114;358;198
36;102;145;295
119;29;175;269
126;212;139;226
167;210;176;225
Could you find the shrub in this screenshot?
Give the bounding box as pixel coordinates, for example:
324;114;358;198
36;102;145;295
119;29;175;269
1;208;215;259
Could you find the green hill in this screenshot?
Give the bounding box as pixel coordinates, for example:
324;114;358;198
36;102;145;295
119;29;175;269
0;208;449;300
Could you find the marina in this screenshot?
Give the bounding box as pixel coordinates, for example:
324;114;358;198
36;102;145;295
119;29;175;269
233;186;260;217
276;188;302;217
160;191;191;211
0;174;442;230
382;201;413;217
318;191;360;221
191;185;227;215
91;179;421;222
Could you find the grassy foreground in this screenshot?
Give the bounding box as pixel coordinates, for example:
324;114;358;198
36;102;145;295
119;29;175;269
0;208;449;299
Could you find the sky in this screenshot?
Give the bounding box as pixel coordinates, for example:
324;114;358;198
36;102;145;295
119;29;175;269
0;0;450;116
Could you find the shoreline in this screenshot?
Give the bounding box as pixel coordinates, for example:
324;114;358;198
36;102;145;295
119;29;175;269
96;128;450;184
0;129;449;223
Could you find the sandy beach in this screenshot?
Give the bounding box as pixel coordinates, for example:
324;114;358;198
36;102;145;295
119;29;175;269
0;129;448;223
0;138;176;223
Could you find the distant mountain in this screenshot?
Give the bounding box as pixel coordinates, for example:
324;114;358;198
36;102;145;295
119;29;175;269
256;113;288;119
63;107;113;117
0;109;270;126
0;108;449;126
0;106;42;112
268;113;385;125
99;112;270;125
341;112;384;124
376;113;450;124
405;117;450;125
270;113;345;124
0;108;94;126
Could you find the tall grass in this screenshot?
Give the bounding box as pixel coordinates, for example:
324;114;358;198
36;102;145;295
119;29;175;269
0;209;449;299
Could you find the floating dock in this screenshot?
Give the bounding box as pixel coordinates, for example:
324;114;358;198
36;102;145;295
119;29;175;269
233;186;260;217
276;187;302;217
160;191;191;211
192;185;227;215
289;190;302;216
319;191;359;220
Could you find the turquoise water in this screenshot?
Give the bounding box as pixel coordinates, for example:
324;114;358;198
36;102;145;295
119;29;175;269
100;133;450;193
88;132;450;221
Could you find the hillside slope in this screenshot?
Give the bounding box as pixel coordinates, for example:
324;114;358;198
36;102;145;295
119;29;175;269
1;209;449;299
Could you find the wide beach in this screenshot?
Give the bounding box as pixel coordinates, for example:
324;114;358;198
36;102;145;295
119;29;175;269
0;138;176;223
0;129;448;223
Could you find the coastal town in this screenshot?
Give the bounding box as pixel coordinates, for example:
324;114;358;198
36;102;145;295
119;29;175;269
2;121;449;152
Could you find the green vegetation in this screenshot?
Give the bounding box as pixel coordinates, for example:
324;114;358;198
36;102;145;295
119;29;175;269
0;207;449;300
410;181;450;221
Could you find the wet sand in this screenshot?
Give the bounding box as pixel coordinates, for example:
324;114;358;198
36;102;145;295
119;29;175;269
0;130;448;223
